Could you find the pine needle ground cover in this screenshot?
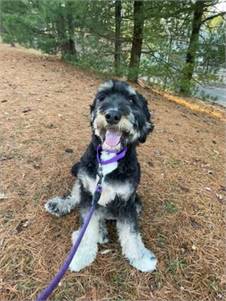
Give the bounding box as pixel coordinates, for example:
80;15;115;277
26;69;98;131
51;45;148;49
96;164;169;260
0;44;225;301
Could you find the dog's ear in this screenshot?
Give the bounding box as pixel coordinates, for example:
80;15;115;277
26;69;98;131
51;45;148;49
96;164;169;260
139;121;154;143
136;92;154;143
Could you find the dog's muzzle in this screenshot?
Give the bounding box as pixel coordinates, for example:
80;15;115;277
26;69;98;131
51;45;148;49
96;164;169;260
93;110;138;148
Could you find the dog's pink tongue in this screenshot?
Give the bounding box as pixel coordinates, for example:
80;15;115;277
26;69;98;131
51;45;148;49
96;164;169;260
104;130;121;148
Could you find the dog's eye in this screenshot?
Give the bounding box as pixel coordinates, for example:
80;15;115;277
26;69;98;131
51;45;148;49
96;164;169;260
98;96;105;102
129;98;135;104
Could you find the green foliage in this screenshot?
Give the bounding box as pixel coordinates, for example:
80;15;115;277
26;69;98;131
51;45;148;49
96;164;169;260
166;258;187;274
164;201;178;214
0;0;224;96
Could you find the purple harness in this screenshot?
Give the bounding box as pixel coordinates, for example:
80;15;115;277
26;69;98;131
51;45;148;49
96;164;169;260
36;145;127;301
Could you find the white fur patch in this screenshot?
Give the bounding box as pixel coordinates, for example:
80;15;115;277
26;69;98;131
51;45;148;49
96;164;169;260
79;171;134;207
97;80;113;92
69;212;101;272
99;180;133;207
117;221;157;272
100;151;118;176
71;180;81;202
145;121;151;130
79;172;96;194
125;85;136;95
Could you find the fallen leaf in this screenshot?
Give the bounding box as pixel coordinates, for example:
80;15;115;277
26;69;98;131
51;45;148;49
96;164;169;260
0;193;7;199
100;249;112;255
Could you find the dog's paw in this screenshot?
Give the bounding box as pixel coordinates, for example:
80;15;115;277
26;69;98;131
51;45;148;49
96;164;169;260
69;230;98;272
98;234;109;244
129;249;157;272
44;197;69;217
98;224;109;244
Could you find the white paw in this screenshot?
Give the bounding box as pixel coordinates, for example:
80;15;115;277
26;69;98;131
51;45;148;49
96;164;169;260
44;197;65;217
98;235;109;244
45;197;74;217
69;230;98;272
129;249;157;272
98;226;109;244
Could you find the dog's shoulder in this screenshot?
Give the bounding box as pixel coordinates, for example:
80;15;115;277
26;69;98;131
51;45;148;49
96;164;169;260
71;162;80;177
74;141;99;178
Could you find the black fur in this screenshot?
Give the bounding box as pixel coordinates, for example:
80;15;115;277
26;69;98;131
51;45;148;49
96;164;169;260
72;80;154;225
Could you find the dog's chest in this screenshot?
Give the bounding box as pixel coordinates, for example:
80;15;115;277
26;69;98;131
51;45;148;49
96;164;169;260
79;171;133;207
100;151;118;175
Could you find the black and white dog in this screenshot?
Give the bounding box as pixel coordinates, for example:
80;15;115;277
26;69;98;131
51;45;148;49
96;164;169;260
45;80;157;272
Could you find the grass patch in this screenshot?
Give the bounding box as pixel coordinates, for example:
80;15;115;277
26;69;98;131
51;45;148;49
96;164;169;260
166;258;187;274
111;271;128;288
164;200;178;214
166;158;182;168
156;233;167;247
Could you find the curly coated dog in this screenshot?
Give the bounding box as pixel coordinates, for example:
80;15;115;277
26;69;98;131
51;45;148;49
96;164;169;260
45;80;157;272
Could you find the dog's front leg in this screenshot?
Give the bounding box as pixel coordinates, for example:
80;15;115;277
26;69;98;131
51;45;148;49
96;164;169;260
69;210;101;272
117;215;157;272
45;180;81;217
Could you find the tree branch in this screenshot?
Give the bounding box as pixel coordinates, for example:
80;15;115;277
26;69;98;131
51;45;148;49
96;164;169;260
144;43;205;87
201;11;226;24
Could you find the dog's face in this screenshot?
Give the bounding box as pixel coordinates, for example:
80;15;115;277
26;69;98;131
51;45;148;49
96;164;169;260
90;80;154;150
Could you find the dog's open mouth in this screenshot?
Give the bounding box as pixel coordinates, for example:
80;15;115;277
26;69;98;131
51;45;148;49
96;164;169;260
102;129;122;151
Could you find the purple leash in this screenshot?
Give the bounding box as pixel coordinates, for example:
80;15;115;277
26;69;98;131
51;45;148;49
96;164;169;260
36;146;127;301
36;203;96;301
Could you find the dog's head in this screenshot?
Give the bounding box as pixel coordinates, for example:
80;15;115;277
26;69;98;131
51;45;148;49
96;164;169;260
90;80;154;150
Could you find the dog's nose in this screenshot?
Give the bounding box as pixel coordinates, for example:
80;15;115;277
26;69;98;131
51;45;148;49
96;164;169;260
105;110;121;125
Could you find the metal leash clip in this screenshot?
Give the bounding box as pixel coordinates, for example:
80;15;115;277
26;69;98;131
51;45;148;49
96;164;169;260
97;165;103;178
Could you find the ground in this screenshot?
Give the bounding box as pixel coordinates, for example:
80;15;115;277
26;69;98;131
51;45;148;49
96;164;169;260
0;43;225;301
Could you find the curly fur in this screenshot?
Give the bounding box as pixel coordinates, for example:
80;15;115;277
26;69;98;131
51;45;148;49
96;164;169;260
45;80;157;272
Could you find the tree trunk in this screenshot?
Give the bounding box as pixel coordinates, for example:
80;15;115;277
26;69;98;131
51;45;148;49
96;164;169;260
114;0;122;76
56;12;67;57
179;0;205;95
128;0;144;82
56;2;76;59
66;1;76;57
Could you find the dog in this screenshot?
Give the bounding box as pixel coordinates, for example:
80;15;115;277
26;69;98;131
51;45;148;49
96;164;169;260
45;80;157;272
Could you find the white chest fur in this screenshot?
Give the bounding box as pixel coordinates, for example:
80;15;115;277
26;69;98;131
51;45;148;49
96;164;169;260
100;151;118;176
79;167;134;207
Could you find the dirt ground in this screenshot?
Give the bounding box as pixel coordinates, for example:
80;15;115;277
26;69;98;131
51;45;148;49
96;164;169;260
0;43;225;301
